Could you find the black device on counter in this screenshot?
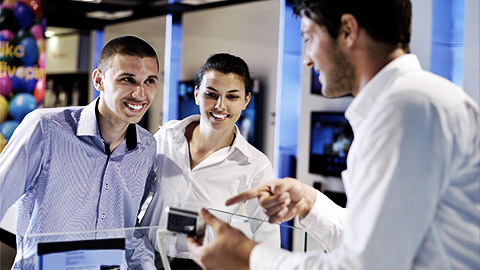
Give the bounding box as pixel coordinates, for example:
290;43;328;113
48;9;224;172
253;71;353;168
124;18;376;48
165;207;206;238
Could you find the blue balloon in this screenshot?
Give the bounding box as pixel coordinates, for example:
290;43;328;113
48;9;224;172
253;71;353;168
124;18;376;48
0;120;20;140
19;37;39;66
24;77;37;93
13;2;34;30
11;66;37;93
9;93;37;121
11;73;23;92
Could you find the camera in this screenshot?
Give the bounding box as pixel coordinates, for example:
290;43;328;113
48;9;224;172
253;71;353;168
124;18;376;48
165;207;206;238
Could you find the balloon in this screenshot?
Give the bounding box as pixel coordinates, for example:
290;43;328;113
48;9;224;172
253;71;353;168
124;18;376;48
0;7;20;33
0;120;20;140
0;76;13;97
12;1;34;29
0;29;14;41
2;1;19;7
20;0;43;18
11;73;22;92
29;23;43;40
9;93;37;121
0;133;6;153
33;78;45;102
19;37;39;66
0;95;9;123
11;67;36;93
38;51;45;68
36;38;45;53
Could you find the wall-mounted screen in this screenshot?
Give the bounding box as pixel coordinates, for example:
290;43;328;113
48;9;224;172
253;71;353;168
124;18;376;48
311;69;323;95
178;80;198;119
309;111;353;177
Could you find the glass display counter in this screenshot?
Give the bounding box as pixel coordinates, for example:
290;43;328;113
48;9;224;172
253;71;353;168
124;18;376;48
20;208;323;269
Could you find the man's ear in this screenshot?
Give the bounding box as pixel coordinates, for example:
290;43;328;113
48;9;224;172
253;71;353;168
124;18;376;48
339;14;359;48
92;69;104;91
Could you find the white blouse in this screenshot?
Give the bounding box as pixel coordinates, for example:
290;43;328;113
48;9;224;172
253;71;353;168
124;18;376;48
142;115;280;258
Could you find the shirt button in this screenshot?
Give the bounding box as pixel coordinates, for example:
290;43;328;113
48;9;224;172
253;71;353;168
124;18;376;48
101;213;106;219
105;184;109;190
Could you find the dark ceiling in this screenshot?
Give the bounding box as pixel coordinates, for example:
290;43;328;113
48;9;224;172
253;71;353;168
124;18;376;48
46;0;265;30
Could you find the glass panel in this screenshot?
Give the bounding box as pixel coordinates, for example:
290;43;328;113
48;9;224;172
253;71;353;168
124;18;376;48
20;208;323;269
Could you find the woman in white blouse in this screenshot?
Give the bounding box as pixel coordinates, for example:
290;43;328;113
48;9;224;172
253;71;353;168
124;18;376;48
141;53;280;269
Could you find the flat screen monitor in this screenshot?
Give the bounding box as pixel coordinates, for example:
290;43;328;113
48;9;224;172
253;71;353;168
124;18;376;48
309;111;353;177
178;80;198;119
38;238;126;269
311;69;323;95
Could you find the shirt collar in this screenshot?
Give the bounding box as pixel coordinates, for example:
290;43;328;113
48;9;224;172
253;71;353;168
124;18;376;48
345;54;422;132
77;98;101;137
168;114;254;161
76;97;138;151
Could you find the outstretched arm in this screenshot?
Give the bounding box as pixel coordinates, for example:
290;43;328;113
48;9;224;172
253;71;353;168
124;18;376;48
226;177;317;223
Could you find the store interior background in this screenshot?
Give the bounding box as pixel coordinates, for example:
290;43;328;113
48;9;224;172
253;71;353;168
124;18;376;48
1;0;479;268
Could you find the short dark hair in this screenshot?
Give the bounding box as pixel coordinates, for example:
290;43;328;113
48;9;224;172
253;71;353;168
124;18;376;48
97;35;159;73
195;53;253;96
293;0;411;52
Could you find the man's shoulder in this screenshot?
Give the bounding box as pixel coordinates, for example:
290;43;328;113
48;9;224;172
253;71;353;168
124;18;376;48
26;106;84;126
134;124;156;146
389;69;467;107
34;106;83;118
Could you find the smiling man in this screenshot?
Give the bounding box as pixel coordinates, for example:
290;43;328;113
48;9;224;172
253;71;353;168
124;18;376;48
0;36;159;269
186;1;480;269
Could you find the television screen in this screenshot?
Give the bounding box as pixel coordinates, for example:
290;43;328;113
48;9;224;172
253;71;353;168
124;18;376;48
38;238;126;269
309;112;353;177
311;69;323;95
178;80;198;119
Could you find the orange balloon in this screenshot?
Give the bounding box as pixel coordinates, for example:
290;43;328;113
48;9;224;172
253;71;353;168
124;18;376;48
36;39;46;54
2;0;18;7
0;133;6;153
0;95;9;123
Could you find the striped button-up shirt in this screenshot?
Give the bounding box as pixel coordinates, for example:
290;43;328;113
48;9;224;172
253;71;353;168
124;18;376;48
0;98;156;269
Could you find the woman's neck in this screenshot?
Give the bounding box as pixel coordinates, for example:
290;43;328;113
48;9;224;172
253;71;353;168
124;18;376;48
185;121;235;169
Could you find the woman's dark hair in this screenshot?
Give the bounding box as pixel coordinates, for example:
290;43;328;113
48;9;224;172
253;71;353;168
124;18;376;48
293;0;411;52
195;53;253;96
97;35;159;72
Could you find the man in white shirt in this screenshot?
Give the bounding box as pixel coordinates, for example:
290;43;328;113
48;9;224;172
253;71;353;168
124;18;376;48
186;0;480;269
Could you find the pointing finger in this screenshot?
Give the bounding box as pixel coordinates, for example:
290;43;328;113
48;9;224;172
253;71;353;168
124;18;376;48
226;187;262;206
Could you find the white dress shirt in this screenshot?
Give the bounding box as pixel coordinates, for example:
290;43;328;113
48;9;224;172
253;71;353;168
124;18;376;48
141;115;280;258
251;54;480;270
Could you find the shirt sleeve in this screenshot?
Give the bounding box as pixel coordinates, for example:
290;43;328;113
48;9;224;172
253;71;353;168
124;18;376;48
251;92;452;269
245;160;281;247
298;190;347;252
0;110;46;220
126;227;157;270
